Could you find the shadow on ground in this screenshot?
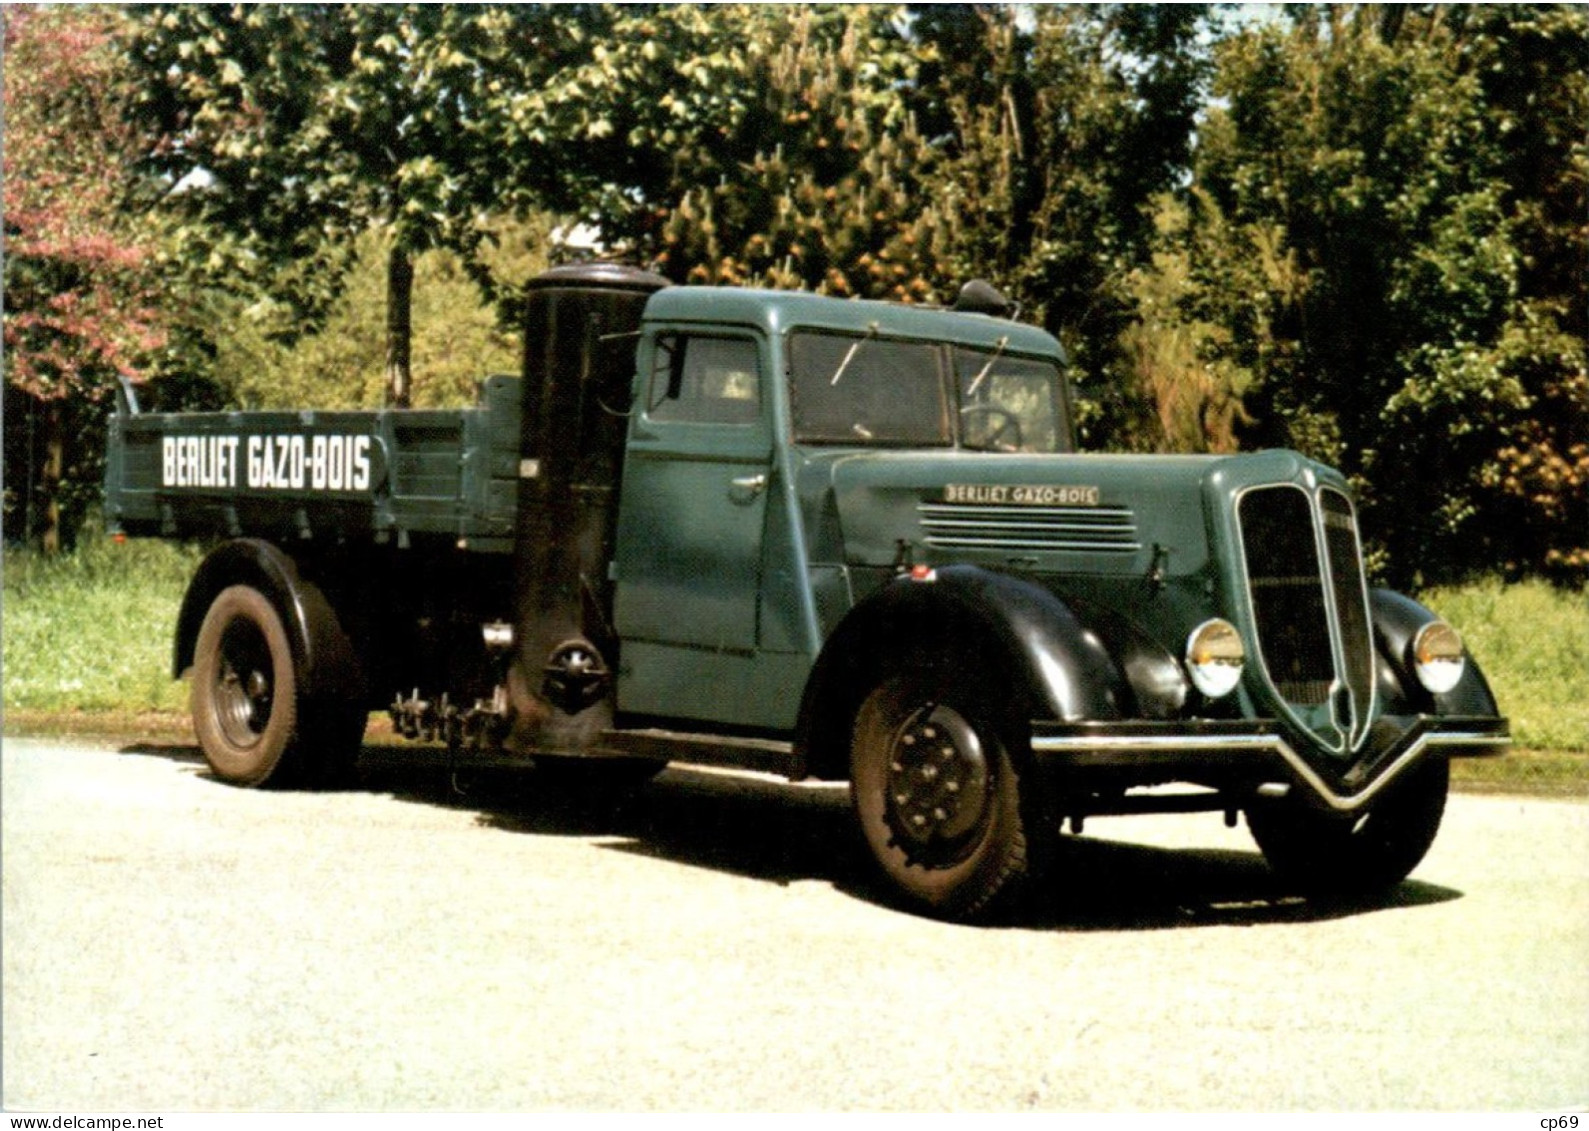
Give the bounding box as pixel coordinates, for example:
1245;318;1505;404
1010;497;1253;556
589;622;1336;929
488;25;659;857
120;739;1462;931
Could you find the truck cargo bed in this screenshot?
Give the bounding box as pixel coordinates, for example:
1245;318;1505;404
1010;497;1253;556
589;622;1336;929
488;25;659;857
104;376;522;552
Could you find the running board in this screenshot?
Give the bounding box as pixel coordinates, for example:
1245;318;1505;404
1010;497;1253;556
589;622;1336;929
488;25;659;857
600;728;798;777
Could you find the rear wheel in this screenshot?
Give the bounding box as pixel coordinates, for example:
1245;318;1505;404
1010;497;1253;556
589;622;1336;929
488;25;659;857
191;585;365;788
850;666;1054;920
1247;755;1449;898
192;585;304;787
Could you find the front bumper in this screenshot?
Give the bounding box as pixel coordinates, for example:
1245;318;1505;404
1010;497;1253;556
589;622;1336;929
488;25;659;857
1029;715;1509;813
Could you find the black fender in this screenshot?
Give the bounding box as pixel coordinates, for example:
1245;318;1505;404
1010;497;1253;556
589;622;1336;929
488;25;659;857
795;565;1129;780
1057;594;1190;721
174;539;366;703
1370;588;1500;717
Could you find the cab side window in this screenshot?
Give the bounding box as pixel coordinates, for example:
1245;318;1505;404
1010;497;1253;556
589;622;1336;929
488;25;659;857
648;336;761;425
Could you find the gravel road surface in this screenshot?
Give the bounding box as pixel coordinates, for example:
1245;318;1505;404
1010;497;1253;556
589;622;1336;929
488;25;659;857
3;735;1585;1112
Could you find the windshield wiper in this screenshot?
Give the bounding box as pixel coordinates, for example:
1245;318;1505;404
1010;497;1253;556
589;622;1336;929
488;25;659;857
965;335;1010;397
829;321;880;386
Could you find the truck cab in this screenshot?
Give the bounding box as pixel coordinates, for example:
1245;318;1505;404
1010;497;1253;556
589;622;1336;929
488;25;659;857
610;286;1074;730
106;263;1509;921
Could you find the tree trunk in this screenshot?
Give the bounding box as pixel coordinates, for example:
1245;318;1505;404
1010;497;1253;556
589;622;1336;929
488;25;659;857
40;398;65;555
385;245;414;408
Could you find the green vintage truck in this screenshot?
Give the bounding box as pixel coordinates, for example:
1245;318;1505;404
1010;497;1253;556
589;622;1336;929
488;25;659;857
105;263;1508;919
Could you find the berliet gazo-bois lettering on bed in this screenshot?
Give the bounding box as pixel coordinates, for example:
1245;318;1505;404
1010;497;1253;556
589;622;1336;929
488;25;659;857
104;264;1509;920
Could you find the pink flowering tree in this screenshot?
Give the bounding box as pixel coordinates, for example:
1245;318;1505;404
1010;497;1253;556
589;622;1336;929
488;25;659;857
3;6;167;550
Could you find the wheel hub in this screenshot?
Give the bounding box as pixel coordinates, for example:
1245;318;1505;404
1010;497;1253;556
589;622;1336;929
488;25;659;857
216;619;274;744
884;704;992;865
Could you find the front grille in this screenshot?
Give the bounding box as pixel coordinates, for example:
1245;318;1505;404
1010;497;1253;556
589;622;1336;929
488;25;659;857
1239;488;1334;705
1237;484;1376;750
917;502;1141;555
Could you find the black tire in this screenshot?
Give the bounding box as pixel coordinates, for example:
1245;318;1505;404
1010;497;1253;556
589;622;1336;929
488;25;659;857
191;584;366;788
1246;754;1449;899
850;667;1054;921
192;585;305;787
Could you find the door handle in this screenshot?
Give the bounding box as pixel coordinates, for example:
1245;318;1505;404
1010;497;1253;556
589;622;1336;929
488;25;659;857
729;473;768;503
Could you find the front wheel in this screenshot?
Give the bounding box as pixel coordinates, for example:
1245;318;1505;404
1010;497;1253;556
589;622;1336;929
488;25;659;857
1246;755;1449;898
850;668;1054;921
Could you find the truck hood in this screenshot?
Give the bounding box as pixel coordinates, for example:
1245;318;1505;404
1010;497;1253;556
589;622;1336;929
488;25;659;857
821;449;1225;578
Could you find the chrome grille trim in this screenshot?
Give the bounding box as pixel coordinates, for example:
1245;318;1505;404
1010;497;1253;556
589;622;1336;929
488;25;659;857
1321;487;1376;740
917;502;1141;554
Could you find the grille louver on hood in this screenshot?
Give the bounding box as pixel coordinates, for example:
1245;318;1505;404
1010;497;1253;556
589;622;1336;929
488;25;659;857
917;501;1141;555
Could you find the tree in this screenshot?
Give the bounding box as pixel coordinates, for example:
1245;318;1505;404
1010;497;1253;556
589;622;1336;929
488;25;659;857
1191;5;1587;584
1118;192;1253;453
3;6;168;551
1456;7;1589;581
644;7;950;301
213;227;532;411
474;5;947;301
511;2;1214;449
907;4;1214;448
101;2;1583;586
124;5;572;407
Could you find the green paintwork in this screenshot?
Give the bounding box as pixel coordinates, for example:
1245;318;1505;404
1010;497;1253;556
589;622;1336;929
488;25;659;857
106;375;522;551
606;287;1387;755
108;283;1393;758
611;288;1193;731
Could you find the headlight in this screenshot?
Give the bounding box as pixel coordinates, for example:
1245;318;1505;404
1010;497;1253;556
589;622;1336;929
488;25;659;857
1412;620;1465;694
1185;618;1245;699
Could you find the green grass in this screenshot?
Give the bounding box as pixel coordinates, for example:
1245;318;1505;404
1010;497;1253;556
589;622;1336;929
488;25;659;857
2;532;203;715
3;538;1585;795
1420;579;1589;755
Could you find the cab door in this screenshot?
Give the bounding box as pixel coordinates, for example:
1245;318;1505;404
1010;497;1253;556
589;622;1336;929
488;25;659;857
613;333;770;656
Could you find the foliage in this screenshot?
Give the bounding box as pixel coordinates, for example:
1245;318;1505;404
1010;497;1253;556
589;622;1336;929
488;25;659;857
1187;6;1587;585
477;6;947;301
469;3;1214;338
2;7;170;550
214;228;528;410
12;2;1577;586
645;7;947;302
117;2;1217;430
1118;194;1253;453
2;7;165;397
891;5;1213;449
123;4;574;404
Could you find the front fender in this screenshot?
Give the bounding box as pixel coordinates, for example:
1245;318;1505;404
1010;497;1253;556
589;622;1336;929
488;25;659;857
1370;588;1501;717
795;565;1128;779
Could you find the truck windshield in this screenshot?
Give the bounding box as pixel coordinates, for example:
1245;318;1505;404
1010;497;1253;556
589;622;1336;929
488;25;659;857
788;333;950;446
788;331;1066;452
954;346;1066;453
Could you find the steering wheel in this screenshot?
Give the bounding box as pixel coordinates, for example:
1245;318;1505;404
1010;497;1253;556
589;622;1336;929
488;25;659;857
960;403;1025;452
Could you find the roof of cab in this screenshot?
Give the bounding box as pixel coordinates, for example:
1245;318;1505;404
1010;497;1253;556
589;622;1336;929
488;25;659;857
641;285;1065;360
